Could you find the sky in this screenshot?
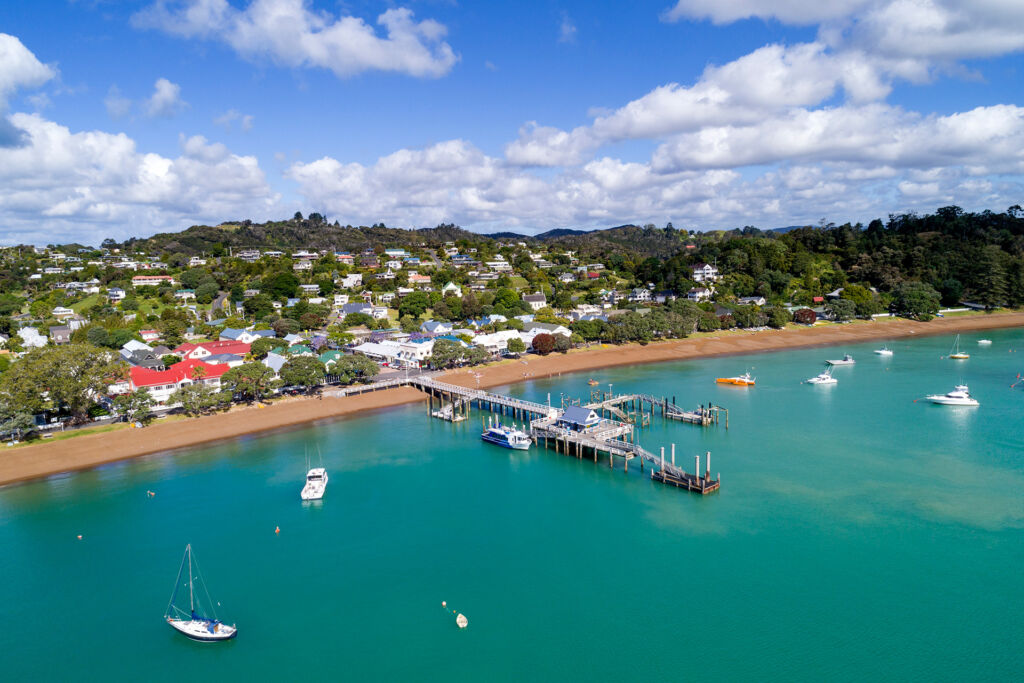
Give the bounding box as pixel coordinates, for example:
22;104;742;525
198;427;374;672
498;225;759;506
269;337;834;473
1;0;1023;245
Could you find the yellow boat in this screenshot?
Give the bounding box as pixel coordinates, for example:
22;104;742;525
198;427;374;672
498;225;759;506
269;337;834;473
948;334;969;360
587;379;599;386
716;372;755;386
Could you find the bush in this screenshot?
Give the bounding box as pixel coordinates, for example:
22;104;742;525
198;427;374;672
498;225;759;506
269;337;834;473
793;308;817;325
532;333;555;355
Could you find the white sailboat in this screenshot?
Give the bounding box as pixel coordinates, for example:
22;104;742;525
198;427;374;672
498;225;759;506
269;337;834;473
301;448;328;501
165;544;237;642
948;334;969;360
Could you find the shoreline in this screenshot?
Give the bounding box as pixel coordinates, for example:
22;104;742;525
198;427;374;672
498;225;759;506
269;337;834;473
3;310;1023;488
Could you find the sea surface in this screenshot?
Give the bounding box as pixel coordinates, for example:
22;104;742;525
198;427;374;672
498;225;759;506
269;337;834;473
2;329;1023;681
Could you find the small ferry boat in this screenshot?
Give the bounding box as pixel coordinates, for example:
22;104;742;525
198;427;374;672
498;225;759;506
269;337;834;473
481;420;531;450
948;334;969;360
874;347;893;356
806;367;837;385
825;354;855;366
924;384;979;406
716;372;755;386
978;339;992;345
301;467;328;501
165;544;237;642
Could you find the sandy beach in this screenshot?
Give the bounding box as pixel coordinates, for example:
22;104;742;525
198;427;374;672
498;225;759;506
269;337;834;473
3;310;1023;487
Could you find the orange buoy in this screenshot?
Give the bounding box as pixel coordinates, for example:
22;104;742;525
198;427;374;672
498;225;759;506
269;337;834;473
76;534;82;540
275;526;280;534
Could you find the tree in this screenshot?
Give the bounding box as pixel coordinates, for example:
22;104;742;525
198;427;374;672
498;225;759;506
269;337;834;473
0;412;36;441
793;308;817;325
265;271;299;301
507;337;526;354
169;383;223;416
731;305;760;329
221;362;277;402
326;324;354;346
429;339;465;369
532;333;555;355
825;299;855;322
332;355;380;384
113;388;154;424
0;344;120;423
249;337;278;360
87;326;111;347
279;356;325;391
343;312;374;328
765;306;791;329
890;281;940;321
697;311;720;332
399;315;420;333
553;334;572;353
195;282;219;304
398;291;429;319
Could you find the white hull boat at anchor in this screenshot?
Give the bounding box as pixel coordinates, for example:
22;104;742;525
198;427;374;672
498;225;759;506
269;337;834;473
301;467;328;501
874;347;893;356
805;367;837;385
825;354;855;366
924;384;979;406
165;544;237;642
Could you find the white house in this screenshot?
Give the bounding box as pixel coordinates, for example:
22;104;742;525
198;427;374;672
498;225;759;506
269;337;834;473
189;256;207;267
687;287;712;302
52;306;75;319
692;263;719;283
340;273;362;289
628;288;652;303
523;291;547;311
473;330;523;354
333;293;350;307
441;282;462;298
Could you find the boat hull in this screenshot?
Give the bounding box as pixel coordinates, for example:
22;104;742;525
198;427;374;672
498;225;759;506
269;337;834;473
716;378;754;386
924;397;979;406
481;433;531;450
949;354;970;360
167;619;237;641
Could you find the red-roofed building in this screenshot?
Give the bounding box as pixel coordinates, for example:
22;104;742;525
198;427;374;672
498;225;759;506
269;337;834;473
129;359;230;404
131;275;176;287
173;340;251;360
812;296;825;303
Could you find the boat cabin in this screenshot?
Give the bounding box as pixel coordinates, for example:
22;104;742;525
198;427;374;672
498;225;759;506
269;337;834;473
557;406;602;432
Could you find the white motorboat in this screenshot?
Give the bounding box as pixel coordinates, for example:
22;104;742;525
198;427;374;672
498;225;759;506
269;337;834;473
825;354;855;366
481;419;531;450
301;467;328;501
165;544;237;642
874;346;894;356
806;367;837;385
978;339;992;345
924;384;979;406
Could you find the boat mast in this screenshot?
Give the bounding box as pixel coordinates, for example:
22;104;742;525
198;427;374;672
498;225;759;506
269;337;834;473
188;544;194;614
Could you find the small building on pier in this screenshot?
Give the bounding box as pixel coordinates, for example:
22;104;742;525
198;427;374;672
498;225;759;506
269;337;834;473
557;406;602;433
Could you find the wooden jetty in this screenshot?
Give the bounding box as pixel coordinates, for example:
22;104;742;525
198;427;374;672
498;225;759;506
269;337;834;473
329;373;720;494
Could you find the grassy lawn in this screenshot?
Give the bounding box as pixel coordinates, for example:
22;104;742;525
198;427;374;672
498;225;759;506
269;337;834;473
70;294;100;313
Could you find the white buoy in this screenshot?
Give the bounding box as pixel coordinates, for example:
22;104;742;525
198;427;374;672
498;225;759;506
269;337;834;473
442;601;447;608
456;613;468;629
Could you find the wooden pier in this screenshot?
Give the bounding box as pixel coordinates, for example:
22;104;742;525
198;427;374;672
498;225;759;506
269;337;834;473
328;372;721;495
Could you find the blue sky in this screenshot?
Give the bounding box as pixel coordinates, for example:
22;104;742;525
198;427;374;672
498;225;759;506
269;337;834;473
1;0;1023;244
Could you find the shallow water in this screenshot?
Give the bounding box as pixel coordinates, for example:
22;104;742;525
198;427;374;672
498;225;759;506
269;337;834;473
1;329;1022;681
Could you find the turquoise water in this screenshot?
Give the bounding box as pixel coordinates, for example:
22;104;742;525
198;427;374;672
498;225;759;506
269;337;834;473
2;329;1023;681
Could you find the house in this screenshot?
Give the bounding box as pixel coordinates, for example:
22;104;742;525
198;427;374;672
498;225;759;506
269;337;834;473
131;275;175;287
370;306;389;320
654;291;677;304
737;296;767;306
108;288;126;302
523;292;547;311
333;294;350;307
17;327;48;348
384;248;409;258
473;330;523;354
293;250;319;260
128;359;229;404
376;269;396;281
340;273;362;289
119;347;165;371
692;263;720;283
421;320;454;335
243;289;260;298
557;406;601;432
52;306;75;319
140;329;161;342
341;302;373;317
377;292;396;304
293;261;312;271
203;353;246;368
189;256;207;267
335;252;355;265
628;288;652;303
408;273;431;286
175;289;196;300
687;287;712;302
237;249;261;262
283;333;305;346
385;260;403;270
299;284;320;295
558;272;576;283
48;326;72;345
220;328;261;344
264;250;283;258
441;282;462;298
319;350;344;370
526;322;570;337
262;352;288;378
173;340;251;360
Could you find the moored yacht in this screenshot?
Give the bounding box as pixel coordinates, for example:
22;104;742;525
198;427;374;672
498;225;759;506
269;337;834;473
948;334;969;359
924;384;979;406
806;367;837;385
301;467;328;501
481;420;531;450
978;339;992;345
716;371;755;386
826;354;855;366
874;346;893;356
165;544;237;642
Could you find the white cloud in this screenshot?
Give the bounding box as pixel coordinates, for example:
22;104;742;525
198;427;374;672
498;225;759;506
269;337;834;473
104;85;132;119
559;14;577;43
0;33;56;147
662;0;872;25
214;108;254;131
145;77;186;118
0;113;278;244
132;0;458;78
